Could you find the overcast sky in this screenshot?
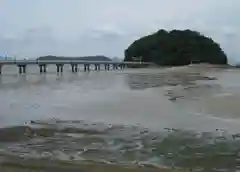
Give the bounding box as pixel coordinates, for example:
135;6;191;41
0;0;239;64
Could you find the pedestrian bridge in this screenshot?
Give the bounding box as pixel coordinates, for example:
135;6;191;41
0;60;153;74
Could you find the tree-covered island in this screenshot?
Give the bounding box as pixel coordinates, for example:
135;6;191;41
124;29;228;66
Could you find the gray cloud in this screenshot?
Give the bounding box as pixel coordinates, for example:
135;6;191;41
0;0;239;64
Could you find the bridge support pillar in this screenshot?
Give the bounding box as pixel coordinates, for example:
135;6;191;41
113;64;118;70
71;64;78;73
56;64;64;73
43;65;47;73
18;65;22;74
56;65;59;73
39;65;47;73
18;65;26;74
104;64;110;71
84;64;90;72
22;65;26;74
94;64;100;71
74;64;78;72
39;65;43;73
119;64;124;70
71;64;74;73
60;64;64;73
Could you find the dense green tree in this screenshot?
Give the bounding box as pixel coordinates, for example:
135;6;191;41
124;29;228;66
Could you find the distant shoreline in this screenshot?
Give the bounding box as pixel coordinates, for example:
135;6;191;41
37;55;113;61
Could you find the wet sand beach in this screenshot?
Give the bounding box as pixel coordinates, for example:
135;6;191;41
0;65;239;171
